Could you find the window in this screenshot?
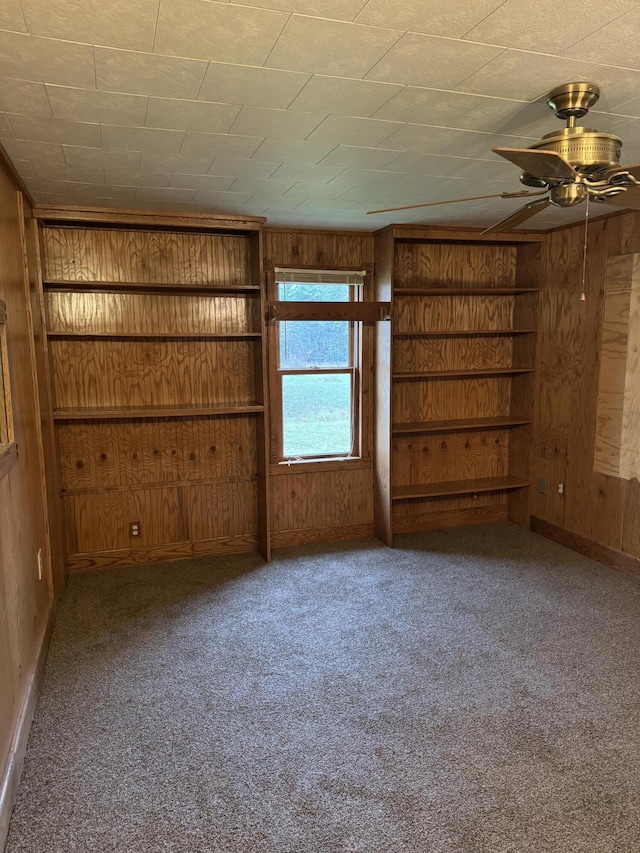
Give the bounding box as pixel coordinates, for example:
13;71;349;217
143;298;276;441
0;299;16;478
270;269;365;463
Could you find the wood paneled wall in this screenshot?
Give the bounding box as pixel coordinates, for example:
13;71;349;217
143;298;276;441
532;210;640;566
264;229;375;547
0;174;52;847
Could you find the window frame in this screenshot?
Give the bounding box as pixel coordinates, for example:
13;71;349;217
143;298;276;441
0;299;17;480
266;266;367;466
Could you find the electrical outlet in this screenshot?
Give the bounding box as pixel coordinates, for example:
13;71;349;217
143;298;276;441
37;549;43;581
558;482;565;495
129;522;141;537
538;477;547;494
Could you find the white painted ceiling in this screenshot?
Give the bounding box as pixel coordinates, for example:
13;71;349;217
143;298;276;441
2;0;640;230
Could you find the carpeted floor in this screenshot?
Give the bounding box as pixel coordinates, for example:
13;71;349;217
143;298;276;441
6;523;640;852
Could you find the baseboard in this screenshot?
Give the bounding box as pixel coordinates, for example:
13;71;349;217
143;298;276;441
68;533;259;572
531;517;640;577
271;522;374;549
0;604;54;852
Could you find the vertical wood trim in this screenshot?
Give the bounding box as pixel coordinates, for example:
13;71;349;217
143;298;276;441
373;229;394;545
253;232;271;561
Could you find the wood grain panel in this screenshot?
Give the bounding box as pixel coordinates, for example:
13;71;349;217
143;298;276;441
271;466;373;534
393;376;512;423
393;502;508;533
595;253;640;480
58;415;257;492
394;242;517;289
47;291;259;335
0;175;52;852
185;481;257;541
264;230;374;268
394;294;514;333
42;227;252;287
392;430;509;487
65;487;184;554
393;337;514;373
51;338;257;409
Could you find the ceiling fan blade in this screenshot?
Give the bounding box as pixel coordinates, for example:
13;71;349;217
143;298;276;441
492;147;577;182
602;187;640;211
480;197;551;235
366;189;546;215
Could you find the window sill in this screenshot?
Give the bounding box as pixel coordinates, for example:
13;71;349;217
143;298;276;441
0;442;18;480
270;457;371;475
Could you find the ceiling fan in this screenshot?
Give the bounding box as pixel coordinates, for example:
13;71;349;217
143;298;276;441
368;82;640;233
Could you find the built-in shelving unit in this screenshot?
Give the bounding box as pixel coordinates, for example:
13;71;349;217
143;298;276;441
38;212;271;570
374;226;542;543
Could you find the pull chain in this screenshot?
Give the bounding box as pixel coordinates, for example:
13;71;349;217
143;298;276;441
580;194;589;302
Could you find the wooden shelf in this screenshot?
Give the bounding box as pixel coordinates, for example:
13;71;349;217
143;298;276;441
392;476;529;501
392;417;532;434
393;329;536;338
394;287;539;296
393;367;534;379
43;280;261;294
53;403;264;420
47;331;261;339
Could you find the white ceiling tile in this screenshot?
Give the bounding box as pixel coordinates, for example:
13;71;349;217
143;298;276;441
289;75;402;118
373;87;488;124
282;181;351;199
136;186;198;202
198;63;310;110
355;0;503;38
250;138;334;163
270;162;345;183
327;167;416;190
0;32;95;88
181;131;264;158
25;176;75;194
265;15;402;78
0;114;15;138
385;150;515;181
381;122;533;159
567;67;640;113
32;162;106;183
366;33;503;88
168;173;236;191
306;115;403;146
229;106;325;140
103;168;172;186
155;0;288;65
566;8;640;68
63;146;142;169
455;51;597;101
95;48;207;99
229;176;295;194
0;77;51;116
451;99;554;138
317;144;401;169
9;159;37;178
8;114;101;147
230;0;366;18
74;182;137;200
293;198;356;211
145;98;240;132
46;86;148;126
21;0;160;51
467;0;640;55
207;157;281;178
140;152;213;173
101;125;185;153
29;190;74;204
191;189;253;207
160;200;216;213
0;0;27;31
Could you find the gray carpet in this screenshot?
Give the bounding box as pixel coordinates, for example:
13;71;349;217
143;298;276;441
6;523;640;852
